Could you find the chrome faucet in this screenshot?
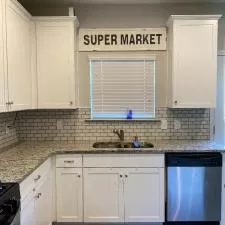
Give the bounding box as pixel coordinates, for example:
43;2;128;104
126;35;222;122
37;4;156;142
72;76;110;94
113;129;124;142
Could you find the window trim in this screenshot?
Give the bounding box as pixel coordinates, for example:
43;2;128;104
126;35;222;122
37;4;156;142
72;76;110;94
89;55;156;120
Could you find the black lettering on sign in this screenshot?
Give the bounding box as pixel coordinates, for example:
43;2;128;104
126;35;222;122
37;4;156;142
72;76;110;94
156;34;162;44
90;35;97;45
136;34;142;44
105;34;110;45
150;34;155;44
111;34;118;45
83;35;90;45
98;34;104;45
121;34;129;45
129;34;135;45
143;34;149;44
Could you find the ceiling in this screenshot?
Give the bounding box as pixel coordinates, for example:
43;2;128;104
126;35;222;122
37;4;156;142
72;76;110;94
18;0;225;4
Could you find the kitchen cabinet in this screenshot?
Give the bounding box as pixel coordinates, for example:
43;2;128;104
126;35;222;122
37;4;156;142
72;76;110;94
83;168;124;222
83;154;165;223
35;176;53;225
124;168;164;222
21;191;36;225
35;17;78;109
20;158;53;225
56;168;83;222
5;0;32;111
167;15;221;108
0;0;6;112
55;155;83;222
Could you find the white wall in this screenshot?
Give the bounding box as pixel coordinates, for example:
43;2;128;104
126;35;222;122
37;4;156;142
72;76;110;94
25;3;225;107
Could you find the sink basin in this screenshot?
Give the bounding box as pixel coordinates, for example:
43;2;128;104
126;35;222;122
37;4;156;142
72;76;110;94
92;141;154;148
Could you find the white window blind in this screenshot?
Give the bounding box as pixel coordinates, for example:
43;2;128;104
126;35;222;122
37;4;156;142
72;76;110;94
90;58;155;119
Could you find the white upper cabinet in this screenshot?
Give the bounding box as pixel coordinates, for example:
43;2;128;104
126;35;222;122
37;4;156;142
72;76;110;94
0;0;6;112
167;15;221;108
35;17;78;109
6;0;32;111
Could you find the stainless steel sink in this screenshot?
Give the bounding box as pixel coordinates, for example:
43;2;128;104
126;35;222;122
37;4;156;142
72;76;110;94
92;141;154;148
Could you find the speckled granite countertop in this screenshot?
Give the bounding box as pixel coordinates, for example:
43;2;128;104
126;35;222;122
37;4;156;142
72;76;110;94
0;140;224;183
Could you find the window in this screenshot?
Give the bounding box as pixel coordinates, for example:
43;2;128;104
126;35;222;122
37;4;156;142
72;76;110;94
90;57;155;119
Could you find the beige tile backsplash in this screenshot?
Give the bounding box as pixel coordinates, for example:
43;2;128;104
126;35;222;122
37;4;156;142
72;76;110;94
16;108;210;142
0;112;18;148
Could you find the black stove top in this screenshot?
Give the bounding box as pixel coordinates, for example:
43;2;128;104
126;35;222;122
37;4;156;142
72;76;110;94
0;182;20;225
0;183;18;198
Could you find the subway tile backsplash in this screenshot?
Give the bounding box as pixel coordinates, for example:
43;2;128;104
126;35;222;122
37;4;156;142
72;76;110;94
17;107;210;142
0;112;18;148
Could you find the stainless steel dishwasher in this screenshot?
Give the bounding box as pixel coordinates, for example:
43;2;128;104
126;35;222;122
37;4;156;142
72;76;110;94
165;153;222;225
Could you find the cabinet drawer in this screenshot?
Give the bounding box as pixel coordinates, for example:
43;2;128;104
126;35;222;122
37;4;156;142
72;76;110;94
20;158;52;200
56;154;82;167
83;154;164;168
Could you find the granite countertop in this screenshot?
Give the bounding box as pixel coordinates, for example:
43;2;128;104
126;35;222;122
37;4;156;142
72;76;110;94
0;140;224;183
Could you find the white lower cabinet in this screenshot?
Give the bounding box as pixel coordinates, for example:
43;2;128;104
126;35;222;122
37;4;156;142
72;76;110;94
20;158;53;225
21;177;52;225
83;166;165;223
56;168;83;222
83;168;124;222
35;177;53;225
21;191;36;225
124;168;164;222
21;154;165;224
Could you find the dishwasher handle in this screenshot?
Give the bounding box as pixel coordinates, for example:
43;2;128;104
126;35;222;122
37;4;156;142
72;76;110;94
166;152;222;167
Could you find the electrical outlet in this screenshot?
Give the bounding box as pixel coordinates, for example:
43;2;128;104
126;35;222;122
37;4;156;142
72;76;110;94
161;119;167;130
174;119;181;130
57;120;63;130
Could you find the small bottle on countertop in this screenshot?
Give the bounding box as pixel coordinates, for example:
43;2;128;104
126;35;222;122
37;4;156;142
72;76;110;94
132;136;141;148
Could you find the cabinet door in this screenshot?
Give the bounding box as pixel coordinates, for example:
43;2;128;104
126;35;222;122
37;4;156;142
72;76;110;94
21;192;36;225
173;21;217;108
0;0;6;112
83;168;124;222
6;0;32;111
36;20;75;109
124;168;165;222
35;177;53;225
56;168;82;222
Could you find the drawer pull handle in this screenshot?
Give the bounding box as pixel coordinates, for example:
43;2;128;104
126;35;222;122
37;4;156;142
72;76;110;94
64;160;75;163
35;193;42;199
34;175;41;182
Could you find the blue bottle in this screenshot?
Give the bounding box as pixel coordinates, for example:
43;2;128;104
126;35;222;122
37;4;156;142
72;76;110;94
127;109;133;119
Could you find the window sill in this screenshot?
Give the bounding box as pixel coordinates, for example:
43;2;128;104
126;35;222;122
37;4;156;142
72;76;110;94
85;119;161;122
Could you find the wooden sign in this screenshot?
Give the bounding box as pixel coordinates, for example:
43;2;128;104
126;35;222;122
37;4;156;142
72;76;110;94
79;28;167;51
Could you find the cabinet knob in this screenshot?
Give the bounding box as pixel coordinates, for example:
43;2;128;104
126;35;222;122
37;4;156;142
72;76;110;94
77;174;81;178
34;175;41;182
35;193;41;199
174;100;178;104
69;101;73;105
125;175;128;178
120;174;123;178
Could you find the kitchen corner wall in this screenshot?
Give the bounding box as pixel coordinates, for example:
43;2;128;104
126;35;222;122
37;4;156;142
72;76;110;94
0;112;18;148
18;107;210;142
